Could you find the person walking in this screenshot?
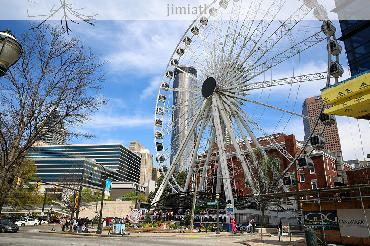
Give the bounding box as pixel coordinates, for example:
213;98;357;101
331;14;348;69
231;217;237;234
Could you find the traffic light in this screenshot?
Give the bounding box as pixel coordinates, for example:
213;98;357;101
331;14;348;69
16;177;21;187
74;193;79;209
36;181;41;190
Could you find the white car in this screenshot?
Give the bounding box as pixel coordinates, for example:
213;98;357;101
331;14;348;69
15;218;40;226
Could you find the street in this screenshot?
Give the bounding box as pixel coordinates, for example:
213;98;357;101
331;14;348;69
0;226;306;246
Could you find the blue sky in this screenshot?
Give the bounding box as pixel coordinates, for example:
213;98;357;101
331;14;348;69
1;18;369;163
0;20;190;158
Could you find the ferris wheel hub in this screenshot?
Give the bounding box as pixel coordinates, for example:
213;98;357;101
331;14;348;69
202;77;217;98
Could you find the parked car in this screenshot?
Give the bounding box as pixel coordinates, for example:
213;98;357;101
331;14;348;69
15;217;39;227
0;219;19;233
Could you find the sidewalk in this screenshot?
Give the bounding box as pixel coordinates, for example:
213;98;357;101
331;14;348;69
38;229;305;244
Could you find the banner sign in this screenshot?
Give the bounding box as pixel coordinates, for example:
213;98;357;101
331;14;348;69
337;209;370;238
105;179;112;191
303;211;339;230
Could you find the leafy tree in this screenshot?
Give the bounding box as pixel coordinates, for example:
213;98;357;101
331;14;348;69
0;24;104;213
122;191;148;203
5;160;43;209
80;188;101;204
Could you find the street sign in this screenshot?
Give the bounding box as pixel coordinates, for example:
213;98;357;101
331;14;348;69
207;201;217;206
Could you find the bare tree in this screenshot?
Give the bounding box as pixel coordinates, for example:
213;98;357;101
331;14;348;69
28;0;96;33
0;24;104;213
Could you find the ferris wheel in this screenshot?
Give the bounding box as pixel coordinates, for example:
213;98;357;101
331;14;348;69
152;0;344;206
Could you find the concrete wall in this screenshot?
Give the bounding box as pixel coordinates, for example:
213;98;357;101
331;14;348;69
78;201;135;219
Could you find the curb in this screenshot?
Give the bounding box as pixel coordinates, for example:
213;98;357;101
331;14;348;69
38;230;122;238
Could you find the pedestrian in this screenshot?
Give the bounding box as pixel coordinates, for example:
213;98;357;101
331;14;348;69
231;218;237;234
278;220;283;239
251;218;256;233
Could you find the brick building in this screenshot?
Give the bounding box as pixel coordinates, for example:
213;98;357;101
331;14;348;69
200;133;347;198
302;96;342;154
297;151;344;191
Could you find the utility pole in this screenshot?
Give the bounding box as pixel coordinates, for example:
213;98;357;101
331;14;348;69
190;166;198;230
216;163;222;234
96;175;106;234
75;185;83;219
216;193;220;234
42;190;47;214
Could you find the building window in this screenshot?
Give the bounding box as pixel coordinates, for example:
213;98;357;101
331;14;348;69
310;168;315;174
311;180;317;190
300;174;305;183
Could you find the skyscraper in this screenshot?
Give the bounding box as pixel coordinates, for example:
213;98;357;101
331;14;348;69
128;141;153;187
334;0;370;76
302;96;342;154
30;144;141;183
39;109;67;145
171;66;197;172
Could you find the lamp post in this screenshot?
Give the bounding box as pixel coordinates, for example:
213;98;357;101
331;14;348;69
95;164;107;234
190;161;201;231
216;193;220;234
0;31;22;77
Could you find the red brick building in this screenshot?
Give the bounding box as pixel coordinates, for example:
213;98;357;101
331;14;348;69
200;133;347;197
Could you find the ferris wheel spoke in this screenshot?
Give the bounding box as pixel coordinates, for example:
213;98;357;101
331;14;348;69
224;72;327;93
222;91;309;119
215;95;258;194
199;130;215;192
211;96;235;206
220;0;286;82
184;104;212;192
235;105;296;163
237;31;326;87
219;94;268;159
236;0;287;64
241;3;312;69
152;99;210;206
224;0;261;63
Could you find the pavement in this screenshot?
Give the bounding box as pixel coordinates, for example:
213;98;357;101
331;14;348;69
0;225;307;246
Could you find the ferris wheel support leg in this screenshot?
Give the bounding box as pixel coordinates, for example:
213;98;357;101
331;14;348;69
231;105;291;193
211;96;235;207
184;106;211;192
151;100;210;206
216;159;222;194
223;97;268;159
219;95;269;190
199;131;215;192
215;96;258;194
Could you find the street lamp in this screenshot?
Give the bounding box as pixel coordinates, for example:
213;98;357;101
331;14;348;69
0;31;22;77
216;193;220;234
190;163;199;231
95;164;107;234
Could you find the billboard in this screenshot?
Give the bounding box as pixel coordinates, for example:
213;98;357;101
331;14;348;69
303;211;339;230
337;209;370;238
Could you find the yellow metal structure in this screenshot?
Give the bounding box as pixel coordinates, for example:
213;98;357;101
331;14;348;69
321;71;370;120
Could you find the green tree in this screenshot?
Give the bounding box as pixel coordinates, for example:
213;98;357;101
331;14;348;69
5;160;43;210
122;191;148;203
80;188;101;204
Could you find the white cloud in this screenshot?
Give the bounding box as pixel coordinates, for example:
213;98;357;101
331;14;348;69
85;114;153;129
337;117;370;161
104;21;190;75
140;76;162;100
